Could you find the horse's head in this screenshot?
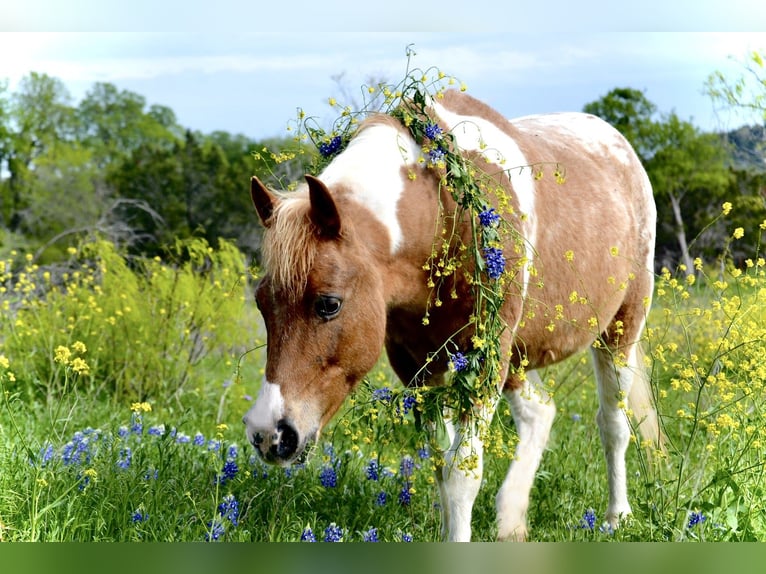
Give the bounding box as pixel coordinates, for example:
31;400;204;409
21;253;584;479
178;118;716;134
243;175;388;465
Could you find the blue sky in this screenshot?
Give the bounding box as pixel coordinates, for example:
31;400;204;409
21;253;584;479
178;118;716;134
2;4;765;140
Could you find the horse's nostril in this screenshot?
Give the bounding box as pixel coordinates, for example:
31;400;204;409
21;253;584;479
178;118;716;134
276;419;299;459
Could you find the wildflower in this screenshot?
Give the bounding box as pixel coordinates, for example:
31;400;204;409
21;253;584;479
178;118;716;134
366;459;380;481
418;446;430;459
175;433;191;444
217;460;239;485
687;511;707;529
375;491;387;506
478;207;500;228
579;508;596;530
399;483;412;506
193;432;205;446
722;201;732;215
227;444;239;460
218;494;240;527
399;455;414;478
483;247;506;279
733;227;744;239
363;527;379;542
318;135;342;158
130;414;143;435
402;532;413;542
0;355;9;369
400;395;417;415
373;387;392;403
324;523;343;542
71;341;87;354
117;447;132;469
428;147;446;165
130;402;152;413
205;520;225;542
38;443;55;466
424;123;443;140
54;345;71;365
301;527;317;542
131;509;148;523
448;351;469;372
319;465;337;488
148;425;165;437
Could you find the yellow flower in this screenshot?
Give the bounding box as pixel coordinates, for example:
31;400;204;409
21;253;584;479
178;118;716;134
733;227;744;239
70;358;90;376
564;250;574;262
131;402;152;413
72;341;87;354
328;97;337;107
722;202;732;215
54;345;71;365
610;246;619;257
0;355;8;370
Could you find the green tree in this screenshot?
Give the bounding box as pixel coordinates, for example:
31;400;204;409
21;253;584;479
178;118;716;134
706;50;766;124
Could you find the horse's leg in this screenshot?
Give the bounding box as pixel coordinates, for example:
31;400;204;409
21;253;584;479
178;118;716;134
495;369;556;541
591;342;638;528
434;399;498;542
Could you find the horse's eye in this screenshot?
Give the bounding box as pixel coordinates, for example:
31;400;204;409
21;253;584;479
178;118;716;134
314;295;343;320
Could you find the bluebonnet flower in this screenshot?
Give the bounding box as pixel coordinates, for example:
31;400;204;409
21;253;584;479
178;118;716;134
428;147;446;165
227;444;239;460
402;532;413;542
449;351;469;372
131;509;148;523
117;447;132;470
366;459;379;481
571;413;582;422
131;414;143;435
399;455;414;478
579;508;597;530
375;492;387;506
401;395;417;415
301;527;316;542
117;426;129;439
38;443;54;467
62;432;91;466
418;446;430;460
217;460;239;485
399;483;412;506
218;494;240;527
175;433;191;444
205;520;225;542
478;207;500;227
148;425;165;437
483;247;506;279
193;432;205;446
688;511;707;529
363;527;379;542
207;439;221;452
324;523;343;542
424;123;443;140
373;387;393;403
144;468;158;481
318;135;342;158
319;465;337;488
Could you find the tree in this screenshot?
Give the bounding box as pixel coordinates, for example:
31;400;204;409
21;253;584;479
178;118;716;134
706;50;766;125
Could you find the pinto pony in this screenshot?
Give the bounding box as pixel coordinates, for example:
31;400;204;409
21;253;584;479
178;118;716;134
243;89;659;541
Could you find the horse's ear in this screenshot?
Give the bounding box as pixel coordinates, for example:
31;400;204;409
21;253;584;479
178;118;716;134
306;174;341;239
250;176;278;227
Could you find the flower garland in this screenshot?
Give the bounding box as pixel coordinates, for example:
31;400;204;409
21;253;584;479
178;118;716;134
263;46;529;447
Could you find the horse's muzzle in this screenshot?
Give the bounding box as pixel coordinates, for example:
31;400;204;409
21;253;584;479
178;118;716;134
248;418;299;464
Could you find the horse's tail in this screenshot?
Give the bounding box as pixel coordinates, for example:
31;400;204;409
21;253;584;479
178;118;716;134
629;343;665;453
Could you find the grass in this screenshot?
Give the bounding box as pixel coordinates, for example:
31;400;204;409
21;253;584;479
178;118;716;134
2;236;766;541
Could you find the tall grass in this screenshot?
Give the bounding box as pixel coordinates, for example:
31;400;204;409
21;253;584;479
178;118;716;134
2;230;766;541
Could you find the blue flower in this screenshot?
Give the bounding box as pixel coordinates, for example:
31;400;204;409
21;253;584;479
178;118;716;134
301;527;316;542
687;511;707;529
117;426;129;438
399;483;412;506
318;135;342;158
131;509;148;523
324;523;343;542
363;527;379;542
428;147;446;165
418;446;430;460
399;455;414;478
217;460;239;485
478;207;500;227
117;447;132;470
401;395;417;415
218;494;240;527
175;433;191;444
148;425;165;437
38;443;54;467
131;414;143;435
372;387;392;403
366;459;379;481
449;351;469;372
319;465;337;488
205;520;225;542
424;123;443;140
402;532;413;542
483;247;506;279
579;508;597;530
193;432;205;446
375;491;387;506
227;444;239;460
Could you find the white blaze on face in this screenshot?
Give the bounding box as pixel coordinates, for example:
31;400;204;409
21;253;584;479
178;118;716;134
243;379;285;434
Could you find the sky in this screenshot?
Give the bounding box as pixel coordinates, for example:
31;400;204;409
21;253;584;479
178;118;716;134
2;3;765;141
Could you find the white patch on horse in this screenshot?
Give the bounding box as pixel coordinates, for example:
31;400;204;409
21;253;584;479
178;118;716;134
430;99;538;304
513;112;634;166
243;379;285;432
320;123;420;253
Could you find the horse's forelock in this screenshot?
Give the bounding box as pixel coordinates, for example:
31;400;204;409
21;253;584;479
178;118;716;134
262;193;319;300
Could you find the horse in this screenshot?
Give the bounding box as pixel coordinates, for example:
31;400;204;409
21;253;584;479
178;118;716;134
243;88;659;541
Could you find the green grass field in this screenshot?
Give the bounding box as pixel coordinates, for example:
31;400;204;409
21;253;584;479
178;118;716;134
2;237;766;541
